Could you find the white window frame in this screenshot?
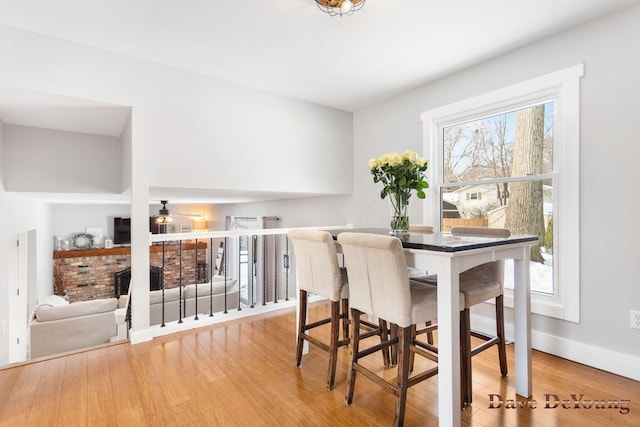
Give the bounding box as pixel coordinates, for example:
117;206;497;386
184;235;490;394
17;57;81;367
420;64;583;322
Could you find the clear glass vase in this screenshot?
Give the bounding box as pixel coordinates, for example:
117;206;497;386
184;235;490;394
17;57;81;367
389;192;410;237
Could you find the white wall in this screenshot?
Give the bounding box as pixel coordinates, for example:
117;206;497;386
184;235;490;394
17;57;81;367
0;118;5;364
51;204;131;243
0;24;353;197
3;125;122;193
210;195;353;230
120;113;132;193
0;189;52;365
349;5;640;368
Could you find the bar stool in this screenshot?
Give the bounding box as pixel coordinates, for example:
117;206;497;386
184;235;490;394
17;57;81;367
338;232;451;427
453;226;509;406
406;224;436;279
288;229;389;390
413;226;509;406
407;224;437;344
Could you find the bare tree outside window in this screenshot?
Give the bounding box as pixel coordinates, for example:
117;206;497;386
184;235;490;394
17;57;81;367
504;105;546;263
442;101;554;293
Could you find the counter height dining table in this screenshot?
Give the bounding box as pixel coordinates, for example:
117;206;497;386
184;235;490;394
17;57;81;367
328;228;538;427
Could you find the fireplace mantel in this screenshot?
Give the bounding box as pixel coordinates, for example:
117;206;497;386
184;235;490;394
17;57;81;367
53;241;208;302
53;241;207;259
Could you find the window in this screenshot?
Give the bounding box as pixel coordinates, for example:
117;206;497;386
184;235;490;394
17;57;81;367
421;64;583;322
444;102;554;294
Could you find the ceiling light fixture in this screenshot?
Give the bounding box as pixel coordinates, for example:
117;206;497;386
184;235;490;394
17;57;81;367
316;0;365;17
156;200;172;223
155;200;207;224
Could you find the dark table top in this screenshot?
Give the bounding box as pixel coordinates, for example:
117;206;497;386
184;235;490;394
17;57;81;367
328;227;538;253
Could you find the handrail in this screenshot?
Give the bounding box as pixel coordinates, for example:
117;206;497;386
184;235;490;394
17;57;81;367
138;224;353;337
149;224;353;244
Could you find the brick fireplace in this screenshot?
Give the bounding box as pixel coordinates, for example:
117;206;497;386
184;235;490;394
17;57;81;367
53;242;208;302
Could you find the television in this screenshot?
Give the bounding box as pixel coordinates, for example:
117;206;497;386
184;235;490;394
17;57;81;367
113;217;131;245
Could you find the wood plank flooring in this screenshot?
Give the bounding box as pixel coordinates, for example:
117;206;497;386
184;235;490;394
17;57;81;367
1;301;638;426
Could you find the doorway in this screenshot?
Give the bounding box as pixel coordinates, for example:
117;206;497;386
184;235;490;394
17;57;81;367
8;229;37;363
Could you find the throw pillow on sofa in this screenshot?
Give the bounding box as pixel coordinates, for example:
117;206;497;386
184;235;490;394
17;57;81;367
184;279;237;299
34;298;118;322
37;294;69;307
149;286;183;304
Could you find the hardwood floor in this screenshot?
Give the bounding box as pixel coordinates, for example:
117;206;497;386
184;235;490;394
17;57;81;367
1;301;638;426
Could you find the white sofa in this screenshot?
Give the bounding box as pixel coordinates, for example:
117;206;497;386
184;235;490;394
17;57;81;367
30;276;239;358
149;276;239;325
30;297;127;359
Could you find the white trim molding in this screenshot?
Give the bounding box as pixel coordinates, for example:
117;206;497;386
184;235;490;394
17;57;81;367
471;312;640;382
421;64;584;323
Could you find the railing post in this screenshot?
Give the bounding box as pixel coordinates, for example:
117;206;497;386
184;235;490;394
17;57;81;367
193;239;199;321
179;240;184;323
209;237;214;317
284;236;290;301
224;236;229;314
161;241;166;327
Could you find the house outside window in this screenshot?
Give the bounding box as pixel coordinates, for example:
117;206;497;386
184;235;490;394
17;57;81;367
421;65;583;322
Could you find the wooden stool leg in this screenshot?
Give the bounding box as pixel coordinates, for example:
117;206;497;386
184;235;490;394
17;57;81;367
394;326;412;427
460;308;472;407
296;290;308;367
327;301;340;390
425;320;434;345
341;298;350;341
378;319;395;368
496;295;508;376
345;307;361;405
386;321;396;367
409;324;416;373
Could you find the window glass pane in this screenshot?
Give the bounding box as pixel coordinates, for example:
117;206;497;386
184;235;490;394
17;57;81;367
443;102;554;183
441;102;555;295
501;180;554;294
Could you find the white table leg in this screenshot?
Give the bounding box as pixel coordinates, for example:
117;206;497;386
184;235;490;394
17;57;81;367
435;258;462;427
514;249;532;398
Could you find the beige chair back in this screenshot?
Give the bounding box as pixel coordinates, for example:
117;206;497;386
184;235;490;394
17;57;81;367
409;224;435;233
451;226;511;238
338;232;414;327
288;229;344;302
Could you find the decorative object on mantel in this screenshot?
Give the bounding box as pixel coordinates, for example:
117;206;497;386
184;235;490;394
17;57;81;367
315;0;365;17
104;237;114;249
54;236;62;251
368;150;429;237
85;226;104;247
71;232;95;250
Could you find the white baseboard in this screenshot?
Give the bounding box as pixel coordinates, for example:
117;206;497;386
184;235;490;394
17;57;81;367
470;312;640;382
129;328;154;345
130;299;300;342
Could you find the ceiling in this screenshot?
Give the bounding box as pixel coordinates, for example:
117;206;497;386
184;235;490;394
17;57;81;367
0;0;636;113
0;0;637;204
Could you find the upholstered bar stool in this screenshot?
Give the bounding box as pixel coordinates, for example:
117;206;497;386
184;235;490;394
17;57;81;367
288;229;390;390
414;226;509;406
338;232;450;427
406;224;436;279
407;224;437;344
409;224;435;233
